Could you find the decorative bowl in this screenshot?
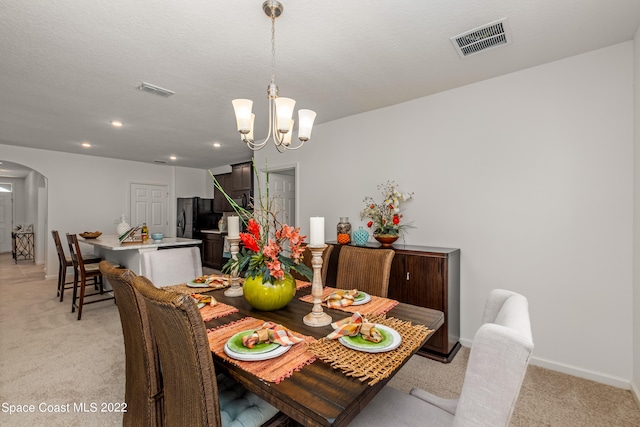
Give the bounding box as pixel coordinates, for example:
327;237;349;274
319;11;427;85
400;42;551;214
79;231;102;239
151;233;164;241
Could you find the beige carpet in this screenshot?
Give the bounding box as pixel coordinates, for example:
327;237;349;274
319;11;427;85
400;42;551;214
1;254;639;426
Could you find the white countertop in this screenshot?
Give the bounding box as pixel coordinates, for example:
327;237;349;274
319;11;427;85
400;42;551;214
79;235;202;251
201;229;227;234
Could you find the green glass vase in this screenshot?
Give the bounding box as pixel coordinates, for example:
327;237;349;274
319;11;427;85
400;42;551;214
242;272;296;311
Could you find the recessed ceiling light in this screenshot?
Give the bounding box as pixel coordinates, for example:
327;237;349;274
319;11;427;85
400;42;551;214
213;142;221;148
169;156;177;161
82;142;91;148
111;120;123;127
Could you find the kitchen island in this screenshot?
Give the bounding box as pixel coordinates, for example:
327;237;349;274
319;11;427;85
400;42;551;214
80;235;202;274
200;229;228;270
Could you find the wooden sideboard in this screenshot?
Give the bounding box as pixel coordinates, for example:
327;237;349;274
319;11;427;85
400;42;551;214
326;242;461;362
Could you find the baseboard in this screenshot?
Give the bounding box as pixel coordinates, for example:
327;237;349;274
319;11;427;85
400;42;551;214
44;273;58;281
459;338;632;390
632;381;640;409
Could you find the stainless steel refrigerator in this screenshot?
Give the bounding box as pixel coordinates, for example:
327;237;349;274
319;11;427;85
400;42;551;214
176;197;219;238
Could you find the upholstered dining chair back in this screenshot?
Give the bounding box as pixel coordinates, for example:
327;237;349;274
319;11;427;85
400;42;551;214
290;244;334;284
132;275;281;427
99;261;162;427
335;245;394;297
451;289;533;426
140;246;202;287
348;289;533;427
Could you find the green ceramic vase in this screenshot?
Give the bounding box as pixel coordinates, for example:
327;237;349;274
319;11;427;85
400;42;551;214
242;272;296;311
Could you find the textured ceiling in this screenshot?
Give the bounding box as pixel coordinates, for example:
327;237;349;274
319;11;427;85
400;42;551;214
1;0;639;172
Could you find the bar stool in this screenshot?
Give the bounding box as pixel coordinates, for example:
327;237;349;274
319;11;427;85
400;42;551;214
66;233;114;320
51;230;101;302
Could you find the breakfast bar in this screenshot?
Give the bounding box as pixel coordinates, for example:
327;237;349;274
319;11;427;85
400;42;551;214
80;235;202;274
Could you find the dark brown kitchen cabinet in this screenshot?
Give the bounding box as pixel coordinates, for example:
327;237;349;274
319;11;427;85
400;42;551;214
213;173;232;213
202;233;224;269
231;161;253;193
326;242;460;363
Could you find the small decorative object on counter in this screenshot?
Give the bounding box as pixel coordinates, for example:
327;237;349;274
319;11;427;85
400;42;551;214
141;223;149;241
336;217;352;244
352;226;369;246
218;217;227;232
116;214;130;236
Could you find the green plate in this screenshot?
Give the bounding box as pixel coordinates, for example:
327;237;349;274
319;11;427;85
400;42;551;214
226;330;280;355
352;291;371;306
339;325;402;353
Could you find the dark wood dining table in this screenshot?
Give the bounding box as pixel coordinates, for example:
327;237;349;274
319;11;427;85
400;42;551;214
201;284;444;427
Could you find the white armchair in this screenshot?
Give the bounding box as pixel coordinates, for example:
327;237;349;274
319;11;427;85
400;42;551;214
349;289;533;427
140;247;203;288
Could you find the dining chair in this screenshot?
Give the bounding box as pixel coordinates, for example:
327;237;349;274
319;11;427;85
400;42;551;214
349;289;534;427
140;246;203;287
51;230;100;302
335;245;394;297
66;233;114;320
99;261;163;427
290;244;333;284
132;274;288;427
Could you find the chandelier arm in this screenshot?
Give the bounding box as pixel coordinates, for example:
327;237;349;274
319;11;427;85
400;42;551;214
280;139;306;150
233;1;315;153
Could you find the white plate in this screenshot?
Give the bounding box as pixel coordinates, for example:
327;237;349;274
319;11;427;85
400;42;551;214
224;341;291;361
351;292;371;306
338;324;402;353
187;281;211;288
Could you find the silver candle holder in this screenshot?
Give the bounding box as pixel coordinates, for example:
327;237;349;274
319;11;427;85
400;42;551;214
303;244;332;327
224;236;243;297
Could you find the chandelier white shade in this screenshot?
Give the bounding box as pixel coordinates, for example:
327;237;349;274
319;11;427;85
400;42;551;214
232;1;317;152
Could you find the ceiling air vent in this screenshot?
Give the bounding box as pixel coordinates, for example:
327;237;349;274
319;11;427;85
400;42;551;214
451;18;511;58
153;160;167;164
137;82;175;97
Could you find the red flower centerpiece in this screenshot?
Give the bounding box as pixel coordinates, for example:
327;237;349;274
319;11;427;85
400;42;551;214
210;161;312;310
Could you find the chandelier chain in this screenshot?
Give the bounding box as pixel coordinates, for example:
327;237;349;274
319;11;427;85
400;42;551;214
271;14;276;84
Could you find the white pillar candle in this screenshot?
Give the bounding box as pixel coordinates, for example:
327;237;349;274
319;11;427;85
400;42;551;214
309;217;324;246
228;216;240;238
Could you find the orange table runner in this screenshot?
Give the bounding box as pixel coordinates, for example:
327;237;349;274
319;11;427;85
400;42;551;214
207;317;316;384
299;287;399;316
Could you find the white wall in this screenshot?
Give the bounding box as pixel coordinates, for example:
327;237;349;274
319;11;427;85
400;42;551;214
0;145;207;280
632;25;640;404
175;166;213;198
256;42;635;387
23;170;46;263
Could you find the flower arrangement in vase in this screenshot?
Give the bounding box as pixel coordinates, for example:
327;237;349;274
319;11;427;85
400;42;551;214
209;160;312;310
360;181;414;247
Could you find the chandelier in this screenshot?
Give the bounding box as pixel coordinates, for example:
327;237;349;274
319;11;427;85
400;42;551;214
232;1;316;152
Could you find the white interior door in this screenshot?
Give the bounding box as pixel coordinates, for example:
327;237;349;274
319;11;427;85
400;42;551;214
269;172;296;227
0;190;13;253
130;183;169;235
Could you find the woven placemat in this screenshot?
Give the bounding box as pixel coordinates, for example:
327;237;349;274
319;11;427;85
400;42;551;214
299;287;399;316
198;303;238;322
307;315;432;386
207;317;317;384
163;277;239;295
159;284;239;321
296;279;312;290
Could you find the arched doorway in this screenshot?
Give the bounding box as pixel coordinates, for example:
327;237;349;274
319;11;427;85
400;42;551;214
0;161;48;264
